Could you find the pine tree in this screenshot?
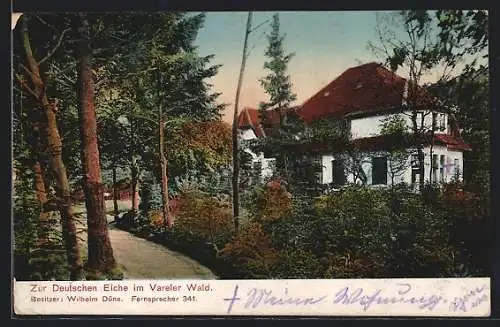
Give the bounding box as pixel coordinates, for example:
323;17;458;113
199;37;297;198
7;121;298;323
259;13;297;124
258;13;297;186
74;13;117;277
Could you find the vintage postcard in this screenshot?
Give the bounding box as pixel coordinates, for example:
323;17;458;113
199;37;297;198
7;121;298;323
11;10;491;317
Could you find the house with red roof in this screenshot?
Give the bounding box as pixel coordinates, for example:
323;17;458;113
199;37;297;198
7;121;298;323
238;62;471;188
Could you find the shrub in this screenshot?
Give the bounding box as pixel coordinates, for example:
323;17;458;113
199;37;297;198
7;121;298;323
139;179;163;215
175;187;233;251
440;181;485;221
273;248;323;279
148;210;164;228
313;185;393;277
311;184;475;278
219;222;280;278
246;180;292;223
439;181;491;275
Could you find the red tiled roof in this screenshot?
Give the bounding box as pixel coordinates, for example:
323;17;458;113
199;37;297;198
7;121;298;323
236;63;470;152
297;62;437;123
237;106;297;138
434;134;472;151
237;107;266;137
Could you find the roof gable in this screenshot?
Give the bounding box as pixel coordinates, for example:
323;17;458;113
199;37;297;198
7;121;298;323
297;62;436;122
237;106;298;138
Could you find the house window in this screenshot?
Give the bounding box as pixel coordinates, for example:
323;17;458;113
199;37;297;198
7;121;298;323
314;157;323;184
411;154;419;168
372;157;387;185
411;154;420;184
439;114;446;131
432;112;438;130
416;112;424;128
454;158;460;176
332;159;346;186
440;155;445;182
432;154;438;182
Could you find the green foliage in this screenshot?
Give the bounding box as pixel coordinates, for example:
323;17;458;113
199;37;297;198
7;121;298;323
435;10;488;66
167;120;232;188
220;222;280;279
174;186;234;250
380;114;411;185
85;266;124;281
307;117;350;143
13;167;69;281
139;172;163;215
259;13;297;112
222;184;486;279
245;181;292;223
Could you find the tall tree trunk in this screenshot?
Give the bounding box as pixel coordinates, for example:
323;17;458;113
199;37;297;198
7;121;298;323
428;119;436;184
20;16;83;280
232;12;253;234
158;112;171;229
130;158;138;212
129;119;139;213
76;14;116;275
411;111;425;192
112;164;119;219
33;161;50;245
429;140;434;184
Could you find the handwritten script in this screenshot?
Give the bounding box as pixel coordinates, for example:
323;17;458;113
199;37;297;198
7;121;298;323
223;283;489;314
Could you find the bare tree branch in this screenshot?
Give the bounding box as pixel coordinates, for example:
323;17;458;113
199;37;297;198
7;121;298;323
34;15;55;29
250;19;269;33
16;74;39;99
38;28;71;65
47;63;76;86
19;63;36;81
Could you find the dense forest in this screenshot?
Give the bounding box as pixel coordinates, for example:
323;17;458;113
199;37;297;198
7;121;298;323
12;11;490;281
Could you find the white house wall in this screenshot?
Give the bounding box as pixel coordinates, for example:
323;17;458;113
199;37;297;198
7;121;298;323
320;145;463;186
321;154;335;184
240;128;257;141
350;111;448;139
446;150;464;181
261;157;275;179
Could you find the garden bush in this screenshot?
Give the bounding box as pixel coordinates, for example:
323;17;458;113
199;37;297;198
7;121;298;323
174;186;234;250
219;222;280;278
245;179;292;223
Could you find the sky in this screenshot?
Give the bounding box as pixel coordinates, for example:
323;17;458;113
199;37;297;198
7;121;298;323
193;11;419;124
194;11;484;124
195;11;387;123
11;11;480;124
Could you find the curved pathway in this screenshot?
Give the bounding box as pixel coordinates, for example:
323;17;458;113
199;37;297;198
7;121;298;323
107;223;217;280
74;206;216;280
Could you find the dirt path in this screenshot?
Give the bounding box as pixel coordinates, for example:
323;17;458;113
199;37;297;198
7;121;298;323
74;203;217;279
107;223;217;280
